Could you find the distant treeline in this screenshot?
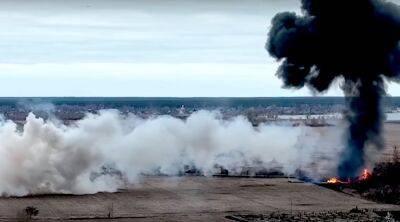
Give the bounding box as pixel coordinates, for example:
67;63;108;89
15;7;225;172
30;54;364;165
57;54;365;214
0;97;399;108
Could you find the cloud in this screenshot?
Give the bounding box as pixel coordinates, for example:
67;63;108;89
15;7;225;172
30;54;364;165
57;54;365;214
0;0;397;96
0;0;281;64
0;62;347;96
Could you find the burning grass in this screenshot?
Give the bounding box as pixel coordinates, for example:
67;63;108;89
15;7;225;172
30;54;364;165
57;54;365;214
357;162;400;205
318;147;400;205
324;168;371;185
320;162;400;205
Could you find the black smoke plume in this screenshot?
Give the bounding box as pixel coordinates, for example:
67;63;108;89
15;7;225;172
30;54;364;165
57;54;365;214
266;0;400;178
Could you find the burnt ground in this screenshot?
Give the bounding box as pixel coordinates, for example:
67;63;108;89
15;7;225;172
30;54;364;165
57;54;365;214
1;177;399;221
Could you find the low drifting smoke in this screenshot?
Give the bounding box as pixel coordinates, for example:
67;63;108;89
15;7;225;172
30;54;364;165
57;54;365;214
0;110;343;196
267;0;400;178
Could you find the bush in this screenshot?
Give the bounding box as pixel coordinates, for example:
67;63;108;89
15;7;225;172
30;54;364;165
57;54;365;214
25;206;39;220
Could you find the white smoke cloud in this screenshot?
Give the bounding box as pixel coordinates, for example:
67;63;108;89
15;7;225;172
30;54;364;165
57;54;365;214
0;110;345;196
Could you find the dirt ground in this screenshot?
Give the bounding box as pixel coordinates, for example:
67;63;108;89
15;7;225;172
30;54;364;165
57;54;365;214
0;177;398;221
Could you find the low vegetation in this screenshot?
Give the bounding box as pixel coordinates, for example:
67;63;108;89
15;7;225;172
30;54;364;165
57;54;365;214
354;147;400;204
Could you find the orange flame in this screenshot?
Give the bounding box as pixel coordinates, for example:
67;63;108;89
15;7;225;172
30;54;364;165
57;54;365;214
326;168;371;184
360;168;371;181
326;177;342;184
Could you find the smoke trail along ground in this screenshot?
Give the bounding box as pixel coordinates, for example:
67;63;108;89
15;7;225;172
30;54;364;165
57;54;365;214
0;110;343;196
266;0;400;178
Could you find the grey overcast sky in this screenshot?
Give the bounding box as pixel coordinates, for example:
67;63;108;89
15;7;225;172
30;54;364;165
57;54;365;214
0;0;399;97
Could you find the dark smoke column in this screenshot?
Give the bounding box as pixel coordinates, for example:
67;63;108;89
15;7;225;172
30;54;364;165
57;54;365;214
266;0;400;178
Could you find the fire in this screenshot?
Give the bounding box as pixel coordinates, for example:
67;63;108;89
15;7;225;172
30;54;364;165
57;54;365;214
326;177;343;184
325;168;371;184
326;168;371;184
360;168;371;181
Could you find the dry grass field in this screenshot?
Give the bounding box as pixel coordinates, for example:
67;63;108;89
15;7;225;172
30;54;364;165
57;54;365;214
0;177;398;221
383;122;400;161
